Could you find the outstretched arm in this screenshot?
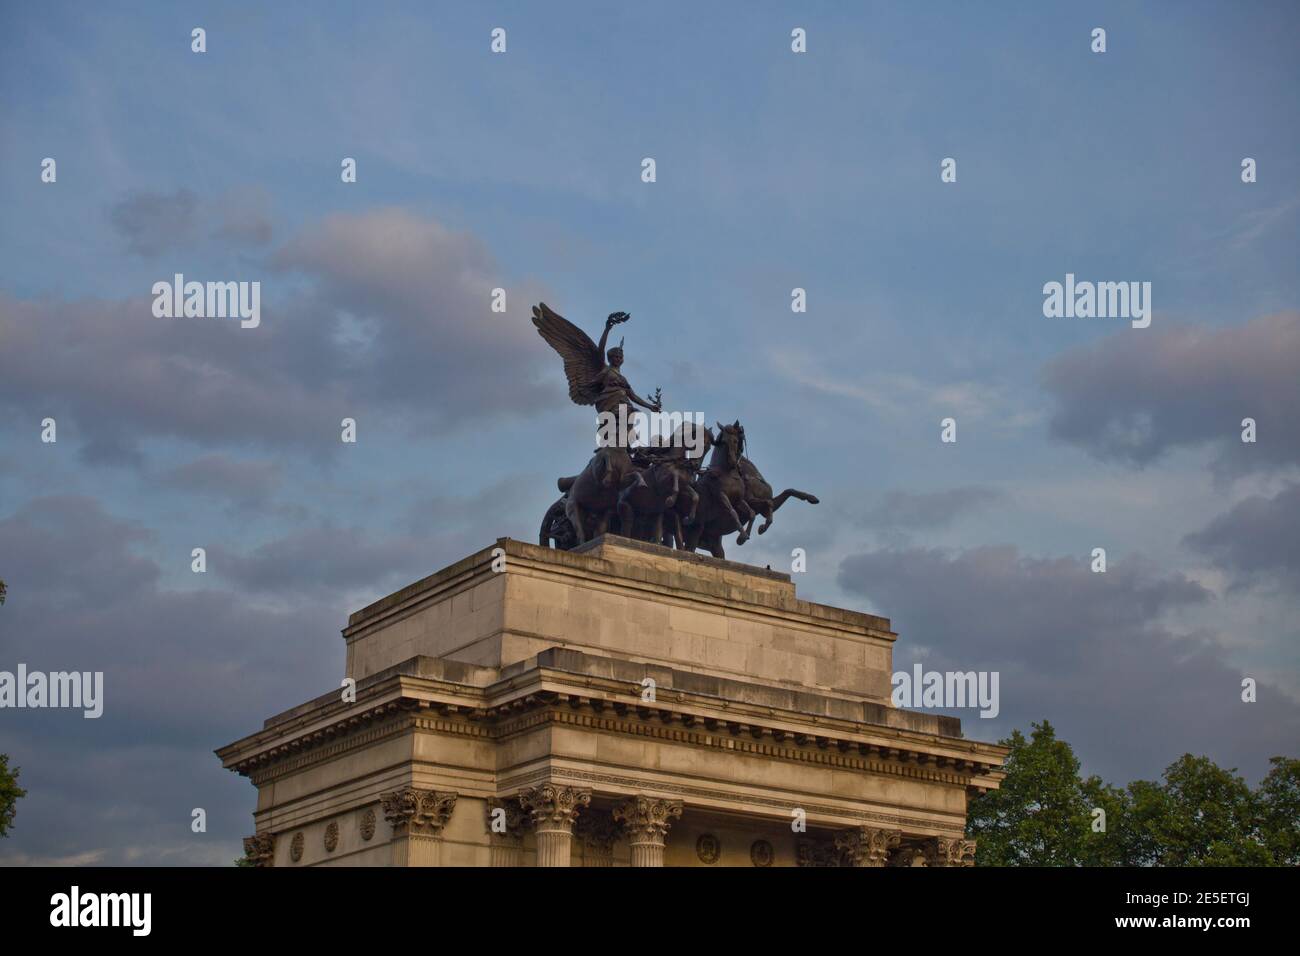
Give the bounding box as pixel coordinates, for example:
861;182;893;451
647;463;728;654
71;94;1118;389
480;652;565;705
627;387;662;412
595;311;630;363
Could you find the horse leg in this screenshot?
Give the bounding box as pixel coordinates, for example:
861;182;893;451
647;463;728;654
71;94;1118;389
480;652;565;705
706;533;726;560
669;510;685;549
617;472;647;538
713;483;744;538
735;498;756;546
681;484;699;525
771;488;820;511
684;521;703;554
566;498;588;545
759;489;818;534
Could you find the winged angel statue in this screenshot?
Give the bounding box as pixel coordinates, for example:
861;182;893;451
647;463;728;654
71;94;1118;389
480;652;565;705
530;302;662;426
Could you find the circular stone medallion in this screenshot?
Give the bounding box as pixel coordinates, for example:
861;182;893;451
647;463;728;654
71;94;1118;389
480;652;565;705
360;808;376;841
289;831;304;862
324;821;339;853
696;833;721;864
750;839;774;867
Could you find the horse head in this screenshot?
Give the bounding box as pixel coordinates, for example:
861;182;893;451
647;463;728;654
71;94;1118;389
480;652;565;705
713;421;743;470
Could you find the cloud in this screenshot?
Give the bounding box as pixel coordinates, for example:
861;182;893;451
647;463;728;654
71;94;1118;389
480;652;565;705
108;189;199;257
209;524;426;598
0;496;344;865
1184;482;1300;593
858;486;1003;531
211;187;274;248
836;544;1300;784
0;206;555;463
1042;312;1300;474
159;455;283;510
270;207;553;420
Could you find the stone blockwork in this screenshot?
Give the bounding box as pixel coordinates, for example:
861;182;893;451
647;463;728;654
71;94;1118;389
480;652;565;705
219;536;1006;866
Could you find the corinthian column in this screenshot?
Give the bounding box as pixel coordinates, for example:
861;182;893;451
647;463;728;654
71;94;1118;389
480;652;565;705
574;811;620;867
834;826;901;867
485;797;528;867
612;795;684;867
380;787;458;867
518;784;591;867
923;836;977;867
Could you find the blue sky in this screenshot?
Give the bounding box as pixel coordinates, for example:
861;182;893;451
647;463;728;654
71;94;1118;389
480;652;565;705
1;1;1298;864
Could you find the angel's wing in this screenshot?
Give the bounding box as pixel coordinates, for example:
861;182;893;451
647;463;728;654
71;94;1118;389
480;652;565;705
531;302;603;405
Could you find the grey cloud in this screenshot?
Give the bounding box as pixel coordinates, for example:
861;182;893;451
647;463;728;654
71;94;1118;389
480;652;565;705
212;188;274;247
209;525;426;597
0;496;344;865
858;486;1003;531
108;188;199;257
270;208;554;421
837;545;1299;784
160;455;283;507
1042;312;1300;475
0;207;555;463
1184;482;1300;593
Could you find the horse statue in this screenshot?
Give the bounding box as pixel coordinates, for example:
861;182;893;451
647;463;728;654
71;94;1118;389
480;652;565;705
679;421;755;558
625;438;705;548
531;302;819;561
737;455;820;538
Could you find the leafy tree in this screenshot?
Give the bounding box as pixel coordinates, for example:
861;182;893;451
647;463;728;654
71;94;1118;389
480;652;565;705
1141;755;1270;865
1079;774;1133;866
967;721;1091;865
969;720;1296;866
1256;756;1300;866
0;754;26;838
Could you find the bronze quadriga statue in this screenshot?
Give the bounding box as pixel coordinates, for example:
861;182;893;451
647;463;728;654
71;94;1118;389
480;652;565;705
532;303;817;560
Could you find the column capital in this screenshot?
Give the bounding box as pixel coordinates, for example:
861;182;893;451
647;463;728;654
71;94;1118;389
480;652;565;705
613;795;683;867
574;809;621;853
485;796;529;840
834;826;901;867
612;795;684;841
923;836;977;867
518;784;591;830
795;837;842;867
241;833;275;867
888;843;927;867
380;787;458;837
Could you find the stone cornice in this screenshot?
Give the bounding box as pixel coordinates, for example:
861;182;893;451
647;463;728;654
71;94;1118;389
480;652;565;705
220;661;1008;792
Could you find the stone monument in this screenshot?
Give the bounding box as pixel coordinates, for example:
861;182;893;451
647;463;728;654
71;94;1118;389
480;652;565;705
218;535;1007;866
218;302;1006;866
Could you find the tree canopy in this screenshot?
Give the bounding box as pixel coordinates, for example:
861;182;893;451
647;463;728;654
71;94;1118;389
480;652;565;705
968;720;1297;866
